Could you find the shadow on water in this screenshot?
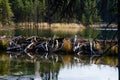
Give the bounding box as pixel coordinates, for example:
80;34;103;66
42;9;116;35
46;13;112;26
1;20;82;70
0;51;118;80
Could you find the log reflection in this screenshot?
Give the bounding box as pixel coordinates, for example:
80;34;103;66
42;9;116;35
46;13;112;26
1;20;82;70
0;51;118;80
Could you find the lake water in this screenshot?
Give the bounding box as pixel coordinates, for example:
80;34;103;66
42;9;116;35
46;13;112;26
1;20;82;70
0;27;117;39
0;52;118;80
0;27;118;80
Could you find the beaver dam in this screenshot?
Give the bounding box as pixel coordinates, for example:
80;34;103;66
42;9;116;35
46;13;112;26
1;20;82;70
0;26;118;80
0;35;118;56
0;35;118;80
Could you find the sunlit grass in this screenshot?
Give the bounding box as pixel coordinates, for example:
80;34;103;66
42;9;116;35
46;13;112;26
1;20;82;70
0;23;85;38
17;22;85;29
51;23;85;33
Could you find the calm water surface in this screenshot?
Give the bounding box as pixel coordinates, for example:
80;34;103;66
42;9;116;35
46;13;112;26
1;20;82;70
0;52;118;80
0;27;118;80
0;27;117;39
59;64;118;80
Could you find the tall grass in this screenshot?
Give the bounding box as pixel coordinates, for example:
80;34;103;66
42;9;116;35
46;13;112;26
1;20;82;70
0;23;85;38
79;27;100;39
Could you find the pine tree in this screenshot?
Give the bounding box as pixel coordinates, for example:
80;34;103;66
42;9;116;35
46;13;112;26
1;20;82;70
23;0;33;22
11;0;24;22
0;0;13;26
81;0;101;25
98;0;117;22
0;0;2;22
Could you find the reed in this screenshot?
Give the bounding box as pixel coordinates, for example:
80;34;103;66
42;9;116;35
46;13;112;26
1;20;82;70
93;41;103;54
111;45;118;54
63;39;72;52
16;22;85;32
105;44;118;55
0;38;9;49
51;23;85;32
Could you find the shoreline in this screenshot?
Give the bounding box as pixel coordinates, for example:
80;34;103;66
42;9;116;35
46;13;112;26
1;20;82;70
0;22;85;31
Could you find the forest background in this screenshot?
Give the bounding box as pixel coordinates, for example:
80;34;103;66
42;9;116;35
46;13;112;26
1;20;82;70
0;0;118;26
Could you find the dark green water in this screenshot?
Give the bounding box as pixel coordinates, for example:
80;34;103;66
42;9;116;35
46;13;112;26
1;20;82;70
0;51;118;80
0;28;75;38
0;27;117;39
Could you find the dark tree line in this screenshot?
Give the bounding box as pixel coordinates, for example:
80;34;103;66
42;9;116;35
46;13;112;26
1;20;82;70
0;0;118;26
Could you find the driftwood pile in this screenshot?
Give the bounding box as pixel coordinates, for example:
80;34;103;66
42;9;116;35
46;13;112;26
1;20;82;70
0;35;118;56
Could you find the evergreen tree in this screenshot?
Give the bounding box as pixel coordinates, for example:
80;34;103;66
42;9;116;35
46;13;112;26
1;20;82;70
0;0;13;26
98;0;117;22
6;0;117;24
10;0;24;22
23;0;33;22
81;0;101;25
0;0;2;21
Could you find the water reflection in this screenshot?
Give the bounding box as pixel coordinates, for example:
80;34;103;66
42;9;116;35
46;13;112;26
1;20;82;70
0;28;76;38
0;27;117;39
59;64;118;80
0;52;118;80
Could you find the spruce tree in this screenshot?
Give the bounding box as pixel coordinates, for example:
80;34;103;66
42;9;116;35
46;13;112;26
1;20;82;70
0;0;2;22
81;0;101;25
11;0;24;22
0;0;13;26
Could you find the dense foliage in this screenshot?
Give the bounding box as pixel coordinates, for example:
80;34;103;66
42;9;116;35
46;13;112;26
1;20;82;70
0;0;118;25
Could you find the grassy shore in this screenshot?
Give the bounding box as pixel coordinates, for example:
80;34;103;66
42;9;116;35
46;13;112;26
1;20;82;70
0;22;85;33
